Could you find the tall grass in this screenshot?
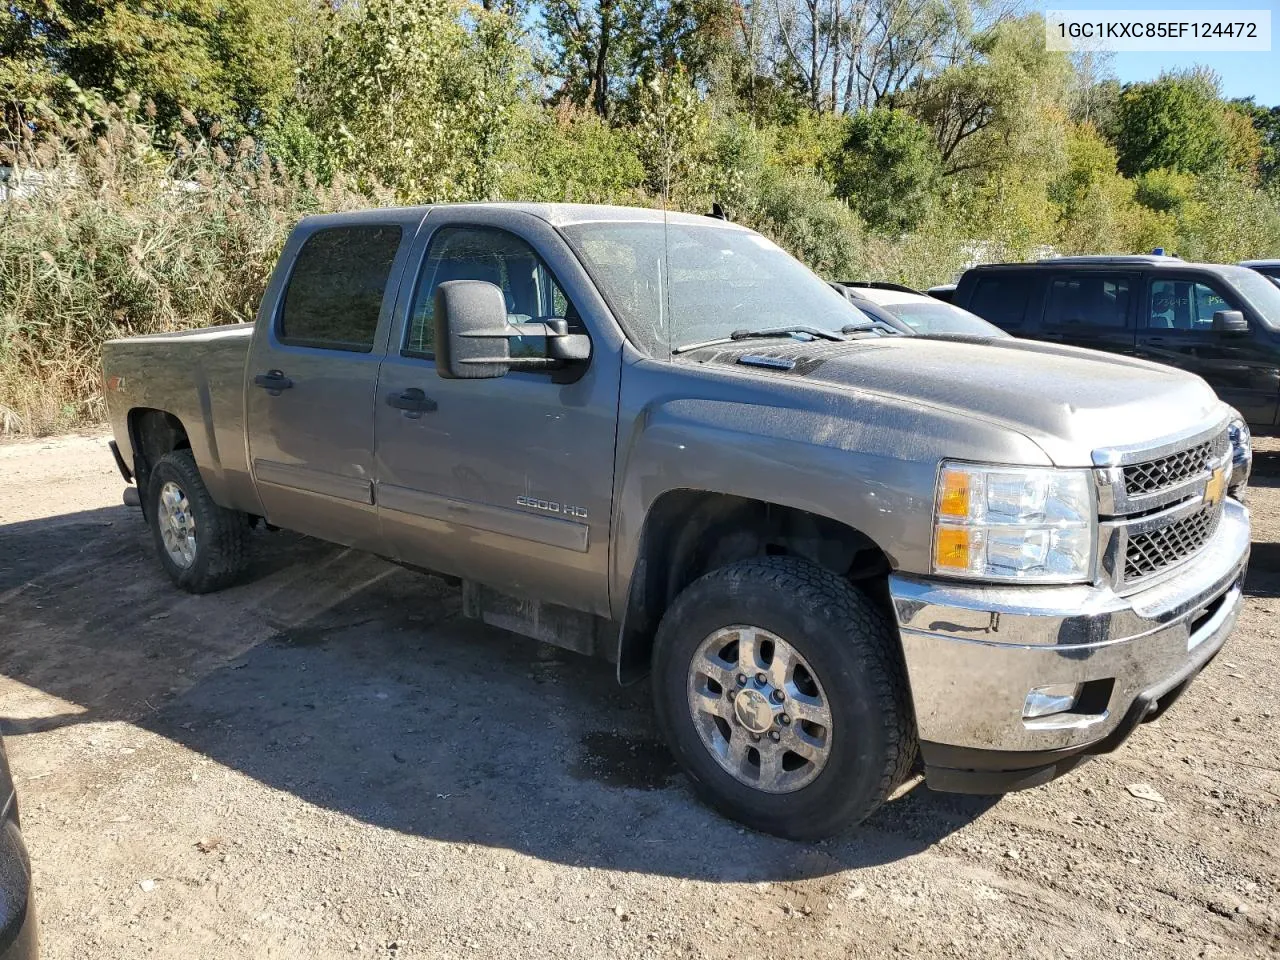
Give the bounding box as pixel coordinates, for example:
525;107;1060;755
0;105;380;435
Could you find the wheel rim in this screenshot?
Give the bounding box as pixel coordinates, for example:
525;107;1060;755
157;480;197;569
686;625;833;794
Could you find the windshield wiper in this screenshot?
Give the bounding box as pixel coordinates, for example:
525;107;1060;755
672;325;848;355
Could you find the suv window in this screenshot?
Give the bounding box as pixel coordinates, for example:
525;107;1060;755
278;225;403;351
405;226;578;360
967;274;1032;329
1148;278;1232;331
1044;275;1130;328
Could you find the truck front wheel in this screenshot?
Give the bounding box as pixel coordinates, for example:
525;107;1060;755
651;557;916;840
146;450;250;594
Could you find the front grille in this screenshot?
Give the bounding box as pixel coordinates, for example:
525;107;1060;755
1125;505;1220;582
1123;437;1221;496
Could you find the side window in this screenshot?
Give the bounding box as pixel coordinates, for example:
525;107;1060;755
404;226;580;360
1044;274;1130;328
1148;279;1232;331
278;225;402;352
967;274;1031;329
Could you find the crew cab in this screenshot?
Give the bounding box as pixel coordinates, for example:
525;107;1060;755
103;205;1252;839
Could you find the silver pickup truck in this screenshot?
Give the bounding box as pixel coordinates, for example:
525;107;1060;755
102;203;1253;839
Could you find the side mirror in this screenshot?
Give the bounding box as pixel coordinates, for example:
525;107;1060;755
434;280;512;380
434;279;592;380
1212;309;1249;335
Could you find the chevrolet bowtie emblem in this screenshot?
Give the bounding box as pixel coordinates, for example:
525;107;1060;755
1204;465;1227;508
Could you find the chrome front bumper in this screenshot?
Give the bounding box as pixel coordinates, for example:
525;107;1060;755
890;498;1250;790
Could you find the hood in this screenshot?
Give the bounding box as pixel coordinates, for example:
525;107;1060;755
682;335;1224;465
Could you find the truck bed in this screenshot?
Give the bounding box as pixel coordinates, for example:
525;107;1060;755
102;323;259;512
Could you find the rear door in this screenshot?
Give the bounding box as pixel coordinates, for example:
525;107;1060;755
245;216;417;550
1037;271;1138;355
1135;271;1280;426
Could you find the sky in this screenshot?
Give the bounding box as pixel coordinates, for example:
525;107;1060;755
1037;0;1280;103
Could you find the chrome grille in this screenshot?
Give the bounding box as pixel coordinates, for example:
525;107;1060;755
1123;437;1220;496
1124;504;1220;582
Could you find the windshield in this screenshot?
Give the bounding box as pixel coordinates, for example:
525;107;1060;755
560;221;875;354
1221;265;1280;329
870;299;1007;337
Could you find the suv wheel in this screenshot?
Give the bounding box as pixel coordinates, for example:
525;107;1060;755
146;450;251;593
651;557;916;840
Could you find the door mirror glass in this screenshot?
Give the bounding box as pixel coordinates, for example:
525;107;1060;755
1212;309;1249;334
434;280;512;379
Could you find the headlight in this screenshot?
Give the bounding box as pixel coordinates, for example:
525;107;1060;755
933;462;1096;582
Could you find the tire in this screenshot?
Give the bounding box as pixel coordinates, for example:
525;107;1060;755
651;556;916;840
146;449;250;594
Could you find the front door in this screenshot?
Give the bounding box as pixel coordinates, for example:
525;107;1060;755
246;220;411;550
373;216;620;616
1135;273;1280;427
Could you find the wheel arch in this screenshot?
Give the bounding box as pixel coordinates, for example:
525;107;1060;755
128;408;192;512
614;489;893;684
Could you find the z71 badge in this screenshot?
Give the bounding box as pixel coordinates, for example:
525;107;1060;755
516;496;588;520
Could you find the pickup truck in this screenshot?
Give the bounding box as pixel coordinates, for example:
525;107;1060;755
102;203;1252;840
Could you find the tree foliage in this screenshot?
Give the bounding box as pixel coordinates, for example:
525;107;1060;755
1113;70;1232;177
309;0;522;201
828;108;940;232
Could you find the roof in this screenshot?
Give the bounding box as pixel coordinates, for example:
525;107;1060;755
969;254;1232;272
297;202;751;232
1241;259;1280;268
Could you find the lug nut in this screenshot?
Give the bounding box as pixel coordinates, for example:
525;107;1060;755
751;733;761;742
769;731;781;742
779;713;790;725
756;672;767;685
737;674;747;685
771;690;785;704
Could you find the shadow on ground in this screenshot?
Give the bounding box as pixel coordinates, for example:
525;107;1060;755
0;505;1000;883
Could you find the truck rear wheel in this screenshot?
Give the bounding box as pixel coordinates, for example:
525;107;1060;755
146;450;250;594
651;557;916;840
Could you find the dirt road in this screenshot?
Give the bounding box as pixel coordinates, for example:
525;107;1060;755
0;432;1277;959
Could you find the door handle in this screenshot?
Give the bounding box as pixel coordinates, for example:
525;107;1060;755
253;369;293;394
386;388;437;417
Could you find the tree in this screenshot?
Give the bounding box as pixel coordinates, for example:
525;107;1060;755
310;0;523;201
828;108;940;231
538;0;731;119
2;0;326;136
1112;70;1230;177
907;14;1071;177
1232;97;1280;185
764;0;975;114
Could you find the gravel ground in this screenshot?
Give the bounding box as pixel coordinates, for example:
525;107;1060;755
0;431;1277;960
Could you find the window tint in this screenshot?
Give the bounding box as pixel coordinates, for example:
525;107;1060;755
967;274;1032;329
1044;275;1130;328
278;225;402;351
404;226;579;359
1148;279;1232;331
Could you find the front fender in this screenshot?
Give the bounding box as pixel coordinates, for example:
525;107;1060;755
608;360;1051;622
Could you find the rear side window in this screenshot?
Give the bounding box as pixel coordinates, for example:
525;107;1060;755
278;225;403;351
967;274;1032;329
1044;275;1131;328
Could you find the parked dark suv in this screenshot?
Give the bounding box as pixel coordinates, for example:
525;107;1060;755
954;255;1280;430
